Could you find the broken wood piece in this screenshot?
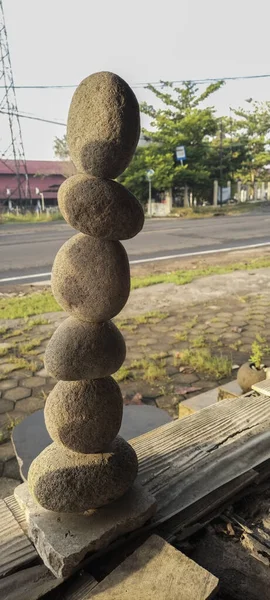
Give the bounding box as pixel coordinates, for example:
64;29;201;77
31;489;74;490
192;529;270;600
87;534;219;599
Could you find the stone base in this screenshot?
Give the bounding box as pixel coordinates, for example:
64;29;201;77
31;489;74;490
14;482;156;579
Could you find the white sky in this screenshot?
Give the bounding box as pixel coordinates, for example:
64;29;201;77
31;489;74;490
3;0;270;159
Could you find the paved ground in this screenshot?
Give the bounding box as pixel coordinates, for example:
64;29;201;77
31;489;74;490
1;274;270;498
2;210;270;283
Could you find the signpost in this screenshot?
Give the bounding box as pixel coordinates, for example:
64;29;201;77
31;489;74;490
146;169;155;217
175;146;186;166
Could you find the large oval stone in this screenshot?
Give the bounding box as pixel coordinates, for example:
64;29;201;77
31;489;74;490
28;437;138;512
45;378;123;453
45;316;125;381
67;72;140;179
51;233;130;322
58;174;144;241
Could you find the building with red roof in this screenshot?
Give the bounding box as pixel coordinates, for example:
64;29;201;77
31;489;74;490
0;160;74;209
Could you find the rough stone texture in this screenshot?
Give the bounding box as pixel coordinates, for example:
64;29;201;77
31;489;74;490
67;72;140;179
58;174;144;241
45;378;123;453
28;437;138;512
51;233;130;322
237;362;266;393
15;482;156;578
4;387;31;402
12;405;172;481
44;316;126;381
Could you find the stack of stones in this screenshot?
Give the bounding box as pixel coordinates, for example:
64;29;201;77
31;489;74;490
27;72;144;513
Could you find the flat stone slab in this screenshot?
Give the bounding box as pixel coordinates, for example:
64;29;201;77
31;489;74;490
179;380;242;418
15;482;156;579
87;534;219;599
12;405;172;481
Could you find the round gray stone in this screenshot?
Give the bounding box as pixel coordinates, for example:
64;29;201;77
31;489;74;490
45;378;123;453
45;316;126;381
28;437;138;512
67;71;140;179
58;174;144;241
51;233;130;322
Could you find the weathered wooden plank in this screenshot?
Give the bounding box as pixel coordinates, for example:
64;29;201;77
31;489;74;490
0;500;36;578
157;470;258;541
252;379;270;395
88;534;219;599
4;495;28;535
0;564;62;600
130;394;270;523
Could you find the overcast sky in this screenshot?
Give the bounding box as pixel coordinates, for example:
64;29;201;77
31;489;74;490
2;0;270;160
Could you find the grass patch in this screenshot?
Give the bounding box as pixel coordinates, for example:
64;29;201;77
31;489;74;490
131;357;167;383
1;212;63;224
113;366;133;382
191;335;206;348
180;347;232;380
170;202;267;219
18;338;42;354
174;332;188;342
131;257;270;290
5;357;39;373
0;292;60;319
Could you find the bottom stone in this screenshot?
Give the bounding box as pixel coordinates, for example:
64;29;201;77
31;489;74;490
14;481;156;578
28;437;138;512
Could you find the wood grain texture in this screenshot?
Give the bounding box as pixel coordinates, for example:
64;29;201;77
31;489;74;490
88;535;219;600
0;500;36;578
130;394;270;523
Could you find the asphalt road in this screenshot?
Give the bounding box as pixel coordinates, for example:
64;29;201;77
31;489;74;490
1;213;270;284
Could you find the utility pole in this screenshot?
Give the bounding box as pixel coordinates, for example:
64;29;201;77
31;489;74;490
146;169;154;217
219;119;224;207
0;1;30;208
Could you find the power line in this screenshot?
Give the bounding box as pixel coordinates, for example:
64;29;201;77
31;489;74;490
0;73;269;90
0;109;66;126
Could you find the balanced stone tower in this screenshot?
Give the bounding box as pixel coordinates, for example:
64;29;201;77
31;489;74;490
27;72;145;513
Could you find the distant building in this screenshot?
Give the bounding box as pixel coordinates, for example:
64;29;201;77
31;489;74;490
0;160;73;209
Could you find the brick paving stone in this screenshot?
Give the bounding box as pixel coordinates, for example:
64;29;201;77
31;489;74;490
20;376;46;388
170;373;200;385
0;362;11;372
3;457;21;480
36;368;48;378
4;387;31;402
0;379;17;391
0;477;18;498
0;440;14;463
7;369;33;379
16;396;45;413
0;399;14;414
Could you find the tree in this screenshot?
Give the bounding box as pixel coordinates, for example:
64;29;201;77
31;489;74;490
121;80;225;203
231;100;270;191
54;134;69;160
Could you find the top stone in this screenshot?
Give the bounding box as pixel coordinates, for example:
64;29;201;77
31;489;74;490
67;72;140;179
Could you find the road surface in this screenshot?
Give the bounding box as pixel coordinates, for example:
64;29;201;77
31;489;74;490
1;213;270;284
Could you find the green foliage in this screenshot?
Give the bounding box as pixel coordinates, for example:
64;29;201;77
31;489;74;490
181;347;232;380
249;334;269;369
